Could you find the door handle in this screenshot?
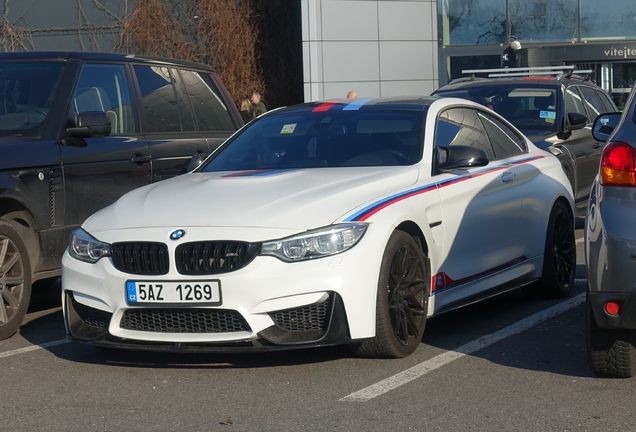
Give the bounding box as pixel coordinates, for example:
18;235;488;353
501;171;516;183
131;154;151;164
593;143;601;149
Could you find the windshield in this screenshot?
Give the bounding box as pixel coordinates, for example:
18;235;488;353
436;85;559;137
0;62;65;138
201;109;424;171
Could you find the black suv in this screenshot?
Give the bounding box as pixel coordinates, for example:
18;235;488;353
433;66;617;216
0;51;243;339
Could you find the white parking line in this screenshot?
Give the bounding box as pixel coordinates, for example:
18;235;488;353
0;339;70;359
340;292;585;402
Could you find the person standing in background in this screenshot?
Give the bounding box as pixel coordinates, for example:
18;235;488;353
346;91;357;99
251;91;267;116
239;99;256;123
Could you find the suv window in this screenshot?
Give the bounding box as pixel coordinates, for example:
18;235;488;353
134;65;196;133
434;86;558;137
578;86;614;122
178;69;236;132
0;62;65;138
565;87;586;116
72;64;136;134
435;108;495;161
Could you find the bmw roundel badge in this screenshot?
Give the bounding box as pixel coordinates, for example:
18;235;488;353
169;229;186;240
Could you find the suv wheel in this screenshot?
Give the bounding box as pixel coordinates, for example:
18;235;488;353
0;221;32;339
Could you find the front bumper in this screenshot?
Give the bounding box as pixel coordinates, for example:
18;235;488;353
61;224;390;352
64;290;352;352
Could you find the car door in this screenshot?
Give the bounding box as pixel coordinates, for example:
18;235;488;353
433;107;523;311
133;64;213;182
60;62;150;228
562;86;600;207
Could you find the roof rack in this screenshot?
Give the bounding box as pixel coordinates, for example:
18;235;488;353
461;66;592;80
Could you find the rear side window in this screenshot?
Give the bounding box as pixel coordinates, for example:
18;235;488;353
178;69;236;132
579;86;615;122
435;108;495;161
134;65;195;133
72;64;136;135
478;111;526;158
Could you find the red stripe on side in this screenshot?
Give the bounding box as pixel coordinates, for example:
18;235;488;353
312;102;338;112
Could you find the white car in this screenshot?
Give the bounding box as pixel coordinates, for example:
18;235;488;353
62;96;576;358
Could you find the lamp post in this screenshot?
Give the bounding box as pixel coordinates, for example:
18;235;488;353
502;40;522;68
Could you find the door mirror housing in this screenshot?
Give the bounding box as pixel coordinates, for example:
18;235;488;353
68;111;112;138
567;112;588;131
437;145;489;173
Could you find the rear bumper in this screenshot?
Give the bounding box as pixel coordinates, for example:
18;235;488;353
588;290;636;329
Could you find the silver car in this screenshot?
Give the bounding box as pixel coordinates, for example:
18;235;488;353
587;84;636;378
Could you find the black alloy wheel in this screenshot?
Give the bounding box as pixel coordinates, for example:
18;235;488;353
523;200;575;298
353;230;429;358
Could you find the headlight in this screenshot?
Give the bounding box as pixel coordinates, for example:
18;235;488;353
68;228;111;263
261;224;367;262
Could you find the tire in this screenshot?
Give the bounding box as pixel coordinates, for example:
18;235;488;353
352;230;429;358
0;221;32;340
587;296;636;378
522;200;575;299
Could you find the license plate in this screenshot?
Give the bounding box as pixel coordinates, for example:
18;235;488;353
126;280;222;305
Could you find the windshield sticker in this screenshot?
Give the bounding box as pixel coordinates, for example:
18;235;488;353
280;123;297;134
540;110;556;120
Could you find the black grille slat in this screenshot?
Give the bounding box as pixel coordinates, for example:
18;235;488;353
176;241;260;275
111;242;169;275
120;308;250;333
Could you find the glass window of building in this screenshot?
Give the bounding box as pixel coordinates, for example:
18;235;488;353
438;0;506;45
508;0;578;42
580;0;636;40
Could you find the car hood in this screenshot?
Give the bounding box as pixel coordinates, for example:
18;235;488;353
84;167;420;232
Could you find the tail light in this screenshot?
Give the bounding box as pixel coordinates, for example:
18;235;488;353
601;141;636;186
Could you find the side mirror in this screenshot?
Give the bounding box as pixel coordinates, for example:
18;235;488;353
184;153;207;173
592;112;622;142
68;111;111;138
567;112;588;131
437;145;489;173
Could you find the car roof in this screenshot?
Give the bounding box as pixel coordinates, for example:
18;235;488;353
435;75;597;92
268;96;441;115
0;51;215;71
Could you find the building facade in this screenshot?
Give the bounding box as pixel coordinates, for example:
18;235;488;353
303;0;636;105
301;0;439;101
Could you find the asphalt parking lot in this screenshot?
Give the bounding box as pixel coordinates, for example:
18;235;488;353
4;227;636;431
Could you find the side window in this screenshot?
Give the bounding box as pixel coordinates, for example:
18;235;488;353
565;87;586;116
178;69;236;131
435;108;495;162
595;89;617;113
72;64;135;134
478;111;526;159
579;86;608;123
133;65;195;133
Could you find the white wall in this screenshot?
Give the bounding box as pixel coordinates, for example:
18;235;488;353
302;0;438;102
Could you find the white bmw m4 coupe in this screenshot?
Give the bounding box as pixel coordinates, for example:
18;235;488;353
62;96;576;358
